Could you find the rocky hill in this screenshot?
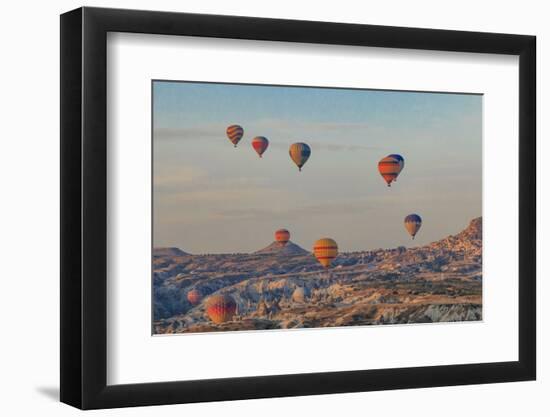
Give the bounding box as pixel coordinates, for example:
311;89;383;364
153;247;189;257
254;241;309;255
153;217;482;334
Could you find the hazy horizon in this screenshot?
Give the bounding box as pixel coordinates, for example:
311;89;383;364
153;81;482;254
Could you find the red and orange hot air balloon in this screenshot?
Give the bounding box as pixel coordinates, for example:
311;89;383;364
275;229;290;246
252;136;269;158
378;155;401;187
226;124;244;147
187;289;203;306
313;238;338;268
206;294;237;324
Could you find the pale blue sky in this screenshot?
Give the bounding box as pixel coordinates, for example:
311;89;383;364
153;81;482;253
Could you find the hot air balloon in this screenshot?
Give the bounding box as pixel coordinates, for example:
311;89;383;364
378;155;401;186
275;229;290;246
313;238;338;268
252;136;269;158
226;124;244;147
187;289;203;306
289;142;311;172
387;154;405;174
206;294;237;324
404;214;422;239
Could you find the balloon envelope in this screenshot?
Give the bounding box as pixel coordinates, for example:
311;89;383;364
313;238;338;268
226;124;244;147
378;156;401;186
206;294;237;324
404;214;422;239
387;154;405;173
187;289;203;306
289;143;311;171
252;136;269;157
275;229;290;246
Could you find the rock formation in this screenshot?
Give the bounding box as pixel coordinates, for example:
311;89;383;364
153;217;483;334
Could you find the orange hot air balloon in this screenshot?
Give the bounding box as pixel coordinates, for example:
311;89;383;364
252;136;269;158
313;238;338;268
275;229;290;246
289;143;311;171
226;124;244;147
378;155;401;187
206;294;237;324
187;289;203;306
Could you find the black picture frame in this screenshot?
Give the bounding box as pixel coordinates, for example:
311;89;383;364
60;6;536;410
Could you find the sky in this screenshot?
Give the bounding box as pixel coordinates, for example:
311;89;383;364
153;81;482;254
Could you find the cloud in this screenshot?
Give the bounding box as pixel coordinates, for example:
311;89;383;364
211;200;372;220
251;118;371;131
268;140;378;152
153;166;210;194
153;120;380;151
155;169;271;191
154;126;220;141
153;167;283;209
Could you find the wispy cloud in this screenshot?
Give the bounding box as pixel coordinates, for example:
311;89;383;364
154;126;221;141
268;141;378;152
212;200;373;220
251;118;371;132
154;119;380;152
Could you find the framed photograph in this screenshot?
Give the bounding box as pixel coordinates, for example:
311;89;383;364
60;7;536;409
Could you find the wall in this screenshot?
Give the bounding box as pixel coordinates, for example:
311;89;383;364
0;0;545;415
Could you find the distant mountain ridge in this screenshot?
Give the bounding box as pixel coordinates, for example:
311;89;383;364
254;241;309;255
152;218;481;260
153;247;189;257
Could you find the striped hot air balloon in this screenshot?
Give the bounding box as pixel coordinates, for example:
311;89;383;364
275;229;290;246
206;294;237;324
378;155;401;187
226;124;244;147
187;289;203;306
404;214;422;239
387;154;405;174
313;238;338;268
289;142;311;172
252;136;269;158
